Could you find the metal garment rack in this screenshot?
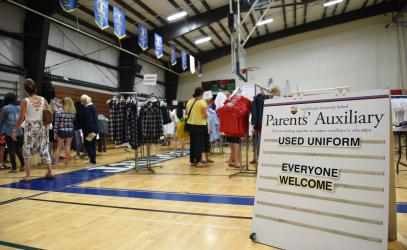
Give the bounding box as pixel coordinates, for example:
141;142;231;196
391;95;407;174
228;84;273;178
115;92;140;170
140;95;165;174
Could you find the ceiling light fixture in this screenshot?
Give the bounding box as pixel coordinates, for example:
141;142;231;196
256;18;274;26
323;0;343;7
167;11;187;21
195;36;211;44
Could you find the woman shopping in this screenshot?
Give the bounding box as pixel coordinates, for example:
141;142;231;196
186;87;208;167
12;79;54;181
53;97;76;168
170;102;186;155
0;93;24;173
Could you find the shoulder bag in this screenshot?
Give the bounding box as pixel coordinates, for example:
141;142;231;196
42;98;54;125
183;99;198;133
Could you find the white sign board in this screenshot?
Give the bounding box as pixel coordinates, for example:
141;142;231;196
252;90;390;250
143;74;157;86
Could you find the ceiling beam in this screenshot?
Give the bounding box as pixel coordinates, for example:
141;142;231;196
183;0;219;49
260;9;270;34
250;12;260;36
342;0;351;14
282;0;288;29
332;3;339;16
201;0;228;46
361;0;370;8
303;0;308;24
322;6;328;19
152;1;318;43
57;10;117;41
198;1;401;65
294;0;297;26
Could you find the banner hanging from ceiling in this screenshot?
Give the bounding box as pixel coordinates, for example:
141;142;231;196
170;45;177;66
181;51;187;71
113;7;126;39
138;24;148;51
197;61;202;77
154;33;163;59
189;55;195;74
94;0;109;30
59;0;77;12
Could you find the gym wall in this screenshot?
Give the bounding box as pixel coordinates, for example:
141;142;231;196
53;83;113;117
0;2;25;98
177;15;407;100
46;22;119;89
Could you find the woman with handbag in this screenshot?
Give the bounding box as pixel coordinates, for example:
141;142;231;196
12;79;54;181
170;102;186;155
185;87;209;167
0;93;25;173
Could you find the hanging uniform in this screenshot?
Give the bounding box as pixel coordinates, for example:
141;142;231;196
139;100;163;144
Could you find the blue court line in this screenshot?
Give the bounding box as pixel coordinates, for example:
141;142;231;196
397;203;407;213
1;154;407;210
58;186;254;206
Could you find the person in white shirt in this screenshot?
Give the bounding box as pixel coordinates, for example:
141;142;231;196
170;102;186;155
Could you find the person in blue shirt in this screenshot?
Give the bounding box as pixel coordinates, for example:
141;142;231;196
0;93;24;173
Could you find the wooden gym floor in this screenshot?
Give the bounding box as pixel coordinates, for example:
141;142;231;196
0;145;406;250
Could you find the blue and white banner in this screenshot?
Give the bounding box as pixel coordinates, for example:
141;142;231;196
189;55;195;74
113;7;126;39
94;0;109;30
138;24;148;51
154;33;163;59
170;45;177;66
59;0;77;12
197;61;202;77
181;50;187;71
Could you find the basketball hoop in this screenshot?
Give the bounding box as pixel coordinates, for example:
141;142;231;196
240;66;259;74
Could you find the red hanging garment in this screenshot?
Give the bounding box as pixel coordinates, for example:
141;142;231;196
216;96;251;137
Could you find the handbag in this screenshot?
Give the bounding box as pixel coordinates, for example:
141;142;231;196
176;117;189;138
43;104;54;125
184;99;198;133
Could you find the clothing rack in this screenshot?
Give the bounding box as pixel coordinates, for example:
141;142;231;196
228;85;256;178
141;95;164;173
115;91;140;170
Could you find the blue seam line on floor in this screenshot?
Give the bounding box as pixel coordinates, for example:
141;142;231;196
0;192;48;206
0;151;187;192
1;152;407;210
27;198;253;219
0;240;44;250
72;186;255;198
57;186;255;206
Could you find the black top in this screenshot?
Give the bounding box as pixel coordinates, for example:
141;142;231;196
83;104;99;134
74;101;86;130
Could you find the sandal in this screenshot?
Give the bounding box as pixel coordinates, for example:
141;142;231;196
20;177;32;182
195;162;209;168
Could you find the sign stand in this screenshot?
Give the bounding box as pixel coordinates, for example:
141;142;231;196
251;87;397;250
